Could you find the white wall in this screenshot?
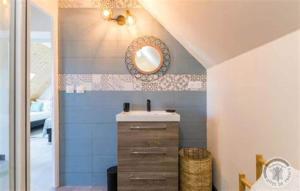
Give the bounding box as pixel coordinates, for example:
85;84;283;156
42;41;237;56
0;1;11;160
207;30;300;190
139;0;300;68
0;39;9;159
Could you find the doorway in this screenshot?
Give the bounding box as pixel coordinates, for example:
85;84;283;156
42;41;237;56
1;0;59;190
28;2;56;191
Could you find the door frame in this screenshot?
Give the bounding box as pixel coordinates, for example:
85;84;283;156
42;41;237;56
5;0;16;190
15;0;29;190
13;0;58;189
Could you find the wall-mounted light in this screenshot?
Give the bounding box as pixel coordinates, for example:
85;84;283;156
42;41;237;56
102;7;112;20
2;0;8;6
101;8;136;26
125;10;135;26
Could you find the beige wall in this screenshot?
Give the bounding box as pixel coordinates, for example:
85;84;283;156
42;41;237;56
207;30;300;190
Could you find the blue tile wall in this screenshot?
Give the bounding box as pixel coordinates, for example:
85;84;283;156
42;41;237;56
59;8;207;186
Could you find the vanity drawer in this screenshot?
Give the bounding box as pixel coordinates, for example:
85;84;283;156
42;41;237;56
118;172;178;191
118;147;178;172
118;122;179;147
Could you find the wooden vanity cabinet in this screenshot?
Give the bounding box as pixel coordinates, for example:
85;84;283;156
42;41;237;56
118;122;179;191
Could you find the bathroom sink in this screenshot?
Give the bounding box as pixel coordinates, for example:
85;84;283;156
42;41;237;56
116;111;180;122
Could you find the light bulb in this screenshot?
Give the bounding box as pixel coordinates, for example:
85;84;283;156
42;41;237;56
102;8;112;20
126;15;135;26
3;0;7;5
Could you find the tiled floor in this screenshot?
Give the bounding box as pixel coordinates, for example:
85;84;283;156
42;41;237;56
54;187;106;191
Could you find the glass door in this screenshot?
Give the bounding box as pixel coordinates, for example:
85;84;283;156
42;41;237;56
0;0;15;190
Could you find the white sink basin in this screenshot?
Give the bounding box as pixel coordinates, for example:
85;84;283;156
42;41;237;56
116;111;180;122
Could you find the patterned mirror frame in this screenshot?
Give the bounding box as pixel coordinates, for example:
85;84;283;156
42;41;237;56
125;36;171;82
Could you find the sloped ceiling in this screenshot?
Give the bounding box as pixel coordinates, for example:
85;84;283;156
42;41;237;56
139;0;300;68
30;43;52;99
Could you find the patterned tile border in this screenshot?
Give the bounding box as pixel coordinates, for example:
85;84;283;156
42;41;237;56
59;0;141;8
59;74;206;92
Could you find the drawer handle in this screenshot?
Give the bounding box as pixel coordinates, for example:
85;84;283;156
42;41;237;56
130;151;166;155
130;126;166;130
129;176;166;181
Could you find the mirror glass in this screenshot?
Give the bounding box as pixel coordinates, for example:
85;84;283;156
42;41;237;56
134;46;162;73
125;36;171;81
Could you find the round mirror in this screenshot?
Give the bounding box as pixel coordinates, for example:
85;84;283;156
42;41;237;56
134;46;162;74
125;36;171;82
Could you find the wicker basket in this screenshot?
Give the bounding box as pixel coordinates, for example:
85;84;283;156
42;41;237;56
179;148;212;191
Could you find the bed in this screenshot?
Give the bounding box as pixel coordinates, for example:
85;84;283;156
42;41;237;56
30;100;51;129
30;111;50;129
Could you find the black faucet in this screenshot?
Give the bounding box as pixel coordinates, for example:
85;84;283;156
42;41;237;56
147;99;151;112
